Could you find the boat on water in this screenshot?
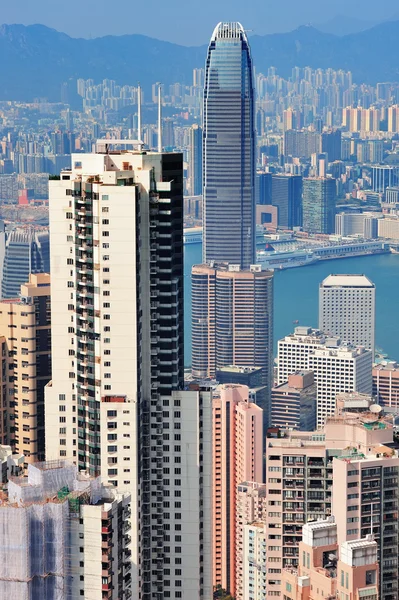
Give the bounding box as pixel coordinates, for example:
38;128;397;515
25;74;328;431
257;248;318;270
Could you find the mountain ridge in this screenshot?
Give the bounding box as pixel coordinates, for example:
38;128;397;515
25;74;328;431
1;21;399;101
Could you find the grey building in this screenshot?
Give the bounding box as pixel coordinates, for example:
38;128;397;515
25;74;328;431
203;22;255;269
271;174;302;228
1;228;50;299
302;177;336;234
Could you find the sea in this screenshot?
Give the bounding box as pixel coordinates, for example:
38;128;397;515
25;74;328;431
184;242;399;366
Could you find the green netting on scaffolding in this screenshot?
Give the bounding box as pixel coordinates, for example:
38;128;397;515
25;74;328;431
57;486;70;501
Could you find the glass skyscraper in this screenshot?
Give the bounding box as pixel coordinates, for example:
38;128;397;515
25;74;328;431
203;22;255;269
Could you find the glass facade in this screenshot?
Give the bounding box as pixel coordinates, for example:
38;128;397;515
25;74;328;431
203;22;255;269
302;178;336;234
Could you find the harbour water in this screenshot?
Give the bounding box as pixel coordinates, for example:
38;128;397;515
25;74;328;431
184;242;399;366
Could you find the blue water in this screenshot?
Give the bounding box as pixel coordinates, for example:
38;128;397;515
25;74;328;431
184;243;399;366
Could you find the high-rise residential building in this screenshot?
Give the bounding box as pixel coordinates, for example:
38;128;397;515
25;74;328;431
203;22;255;269
45;148;212;599
373;362;399;408
282;518;379;600
271;371;317;431
235;482;267;600
270;174;302;228
302;177;336;234
387;104;399;133
321;128;342;162
319;274;376;358
284;130;321;159
1;228;50;299
191;263;273;417
189;123;202;196
265;405;398;598
0;273;51;463
0;459;132;599
212;384;263;596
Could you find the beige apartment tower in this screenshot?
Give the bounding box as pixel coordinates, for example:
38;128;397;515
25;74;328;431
0;273;51;463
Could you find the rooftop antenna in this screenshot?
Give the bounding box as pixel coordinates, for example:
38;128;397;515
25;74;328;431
137;83;142;147
158;84;162;153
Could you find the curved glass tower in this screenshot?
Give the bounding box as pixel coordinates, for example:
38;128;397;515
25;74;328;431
203;22;255;269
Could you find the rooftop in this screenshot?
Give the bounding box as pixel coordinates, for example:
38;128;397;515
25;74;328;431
321;274;375;288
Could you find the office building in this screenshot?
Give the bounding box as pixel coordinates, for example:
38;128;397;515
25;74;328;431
271;371;317;431
302;177;336;234
385;186;399;204
203;22;255;269
335;212;379;238
1;228;50;299
319;274;376;357
373;362;399;408
321;129;342;162
372;166;399;194
192;263;273;416
277;327;372;427
0;460;132;600
282;518;379;600
235;482;267;600
270;174;302;228
257;172;272;205
45;148;212;599
188;123;202;196
0;274;51;462
309;345;372;427
212;384;263;596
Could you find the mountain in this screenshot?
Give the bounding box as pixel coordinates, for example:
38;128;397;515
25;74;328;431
1;21;399;102
315;15;375;36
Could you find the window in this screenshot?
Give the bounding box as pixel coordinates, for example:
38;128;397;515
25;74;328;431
102;231;109;237
102;207;109;213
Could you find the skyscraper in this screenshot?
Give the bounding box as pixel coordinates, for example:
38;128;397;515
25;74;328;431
270;174;302;228
319;274;376;358
189;123;203;196
1;228;50;299
302;177;336;234
203;22;255;269
45;148;212;599
192;263;274;419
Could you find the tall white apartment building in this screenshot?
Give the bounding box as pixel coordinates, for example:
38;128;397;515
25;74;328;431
309;345;373;427
319;274;376;358
242;522;267;599
45;147;212;599
277;327;372;427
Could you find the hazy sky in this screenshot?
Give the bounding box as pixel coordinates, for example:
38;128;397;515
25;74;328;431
1;0;398;45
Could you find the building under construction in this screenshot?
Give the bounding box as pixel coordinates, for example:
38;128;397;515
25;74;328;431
0;460;132;599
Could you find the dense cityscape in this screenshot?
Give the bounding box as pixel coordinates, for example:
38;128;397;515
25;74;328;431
0;10;398;600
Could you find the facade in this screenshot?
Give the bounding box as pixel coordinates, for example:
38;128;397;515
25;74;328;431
372;166;399;194
319;274;376;358
335;212;379;238
0;460;132;600
373;362;399;408
203;22;255;269
282;518;379;600
0;273;51;462
385;187;399;204
270;174;303;229
271;371;317;431
1;228;50;299
45;149;212;599
378;217;399;240
191;263;273;419
242;522;267;599
321;129;342;162
302;177;336;234
309;345;372;427
212;384;263;596
284;130;321;159
235;482;267;600
189;123;202;196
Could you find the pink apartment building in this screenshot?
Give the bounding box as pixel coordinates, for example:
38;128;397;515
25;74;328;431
212;384;263;596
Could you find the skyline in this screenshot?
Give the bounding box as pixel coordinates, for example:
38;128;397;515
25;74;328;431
1;1;399;45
